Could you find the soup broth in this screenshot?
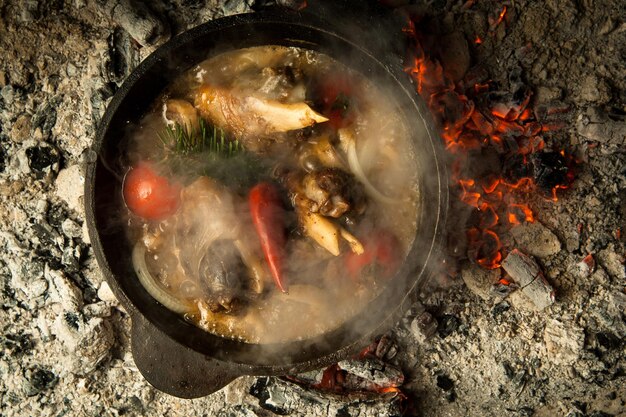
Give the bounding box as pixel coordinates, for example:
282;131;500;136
122;46;419;343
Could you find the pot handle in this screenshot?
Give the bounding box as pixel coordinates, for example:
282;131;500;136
130;313;241;398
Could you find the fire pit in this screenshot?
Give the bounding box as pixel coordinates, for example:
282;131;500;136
0;0;624;416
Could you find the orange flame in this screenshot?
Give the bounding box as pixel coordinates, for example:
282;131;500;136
379;386;401;394
508;204;535;225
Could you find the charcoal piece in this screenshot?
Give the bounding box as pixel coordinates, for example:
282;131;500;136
64;312;81;330
61;246;80;272
289;369;324;385
491;281;519;298
502;249;555;310
90;82;118;123
535;100;570;121
249;377;289;415
31;98;59;138
502;153;531;182
374;334;398;360
461;263;500;301
510;222;562;258
337;357;404;388
2;333;35;356
491;301;510;318
437;314;461;338
46;202;68;228
250;376;403;416
222;0;254;14
25;144;60;177
410;310;438;342
105;28;133;83
23;367;58;396
530;152;569;191
0;145;6;173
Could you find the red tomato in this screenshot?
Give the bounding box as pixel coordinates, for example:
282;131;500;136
123;162;181;220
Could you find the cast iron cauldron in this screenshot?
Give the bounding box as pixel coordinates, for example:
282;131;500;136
85;5;447;398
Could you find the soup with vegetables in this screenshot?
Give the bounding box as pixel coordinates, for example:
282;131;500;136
122;46;419;343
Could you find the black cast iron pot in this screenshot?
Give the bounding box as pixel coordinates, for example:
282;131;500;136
85;5;447;398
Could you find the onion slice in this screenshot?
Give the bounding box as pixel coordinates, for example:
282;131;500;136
132;243;193;314
340;128;405;205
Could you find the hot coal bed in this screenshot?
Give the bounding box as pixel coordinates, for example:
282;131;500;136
0;1;624;417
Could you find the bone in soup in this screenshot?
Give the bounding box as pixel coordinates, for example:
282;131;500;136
123;46;419;343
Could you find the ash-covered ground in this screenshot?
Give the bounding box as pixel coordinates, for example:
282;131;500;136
0;1;624;416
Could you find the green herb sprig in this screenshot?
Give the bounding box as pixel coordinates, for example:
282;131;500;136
158;119;242;157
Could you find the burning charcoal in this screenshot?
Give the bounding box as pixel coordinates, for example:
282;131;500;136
501;249;555;310
250;377;403;416
485;88;531;121
576;107;626;145
93;0;170;47
337;357;404;388
491;280;518;298
576;254;596;277
534;100;570;122
530;151;570;192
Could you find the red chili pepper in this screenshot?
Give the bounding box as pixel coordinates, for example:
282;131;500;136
345;230;401;280
249;183;287;293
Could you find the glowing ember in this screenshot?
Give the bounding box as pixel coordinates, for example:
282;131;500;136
489;5;508;30
403;16;574;270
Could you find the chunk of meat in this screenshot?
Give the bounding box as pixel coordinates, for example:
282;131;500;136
194;85;328;138
287;168;366;219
